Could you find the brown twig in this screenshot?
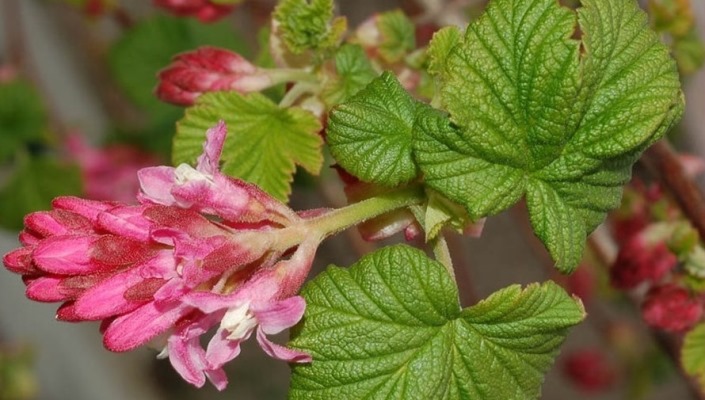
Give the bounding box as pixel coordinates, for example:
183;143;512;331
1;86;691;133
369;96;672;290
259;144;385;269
641;139;705;240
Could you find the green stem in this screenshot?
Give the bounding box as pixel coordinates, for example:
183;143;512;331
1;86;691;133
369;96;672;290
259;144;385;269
273;186;425;251
278;81;318;108
268;68;318;85
431;233;457;285
308;186;425;238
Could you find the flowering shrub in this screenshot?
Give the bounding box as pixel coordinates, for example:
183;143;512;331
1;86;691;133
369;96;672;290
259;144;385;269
2;0;705;398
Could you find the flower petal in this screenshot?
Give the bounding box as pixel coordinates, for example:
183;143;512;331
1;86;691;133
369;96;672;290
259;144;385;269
167;335;208;388
25;276;66;302
96;205;151;241
72;268;149;320
52;196;118;222
32;235;102;274
196;120;226;175
137;166;177;206
3;247;37;275
205;327;241;373
255;328;311;363
254;296;306;335
103;301;190;352
25;210;92;238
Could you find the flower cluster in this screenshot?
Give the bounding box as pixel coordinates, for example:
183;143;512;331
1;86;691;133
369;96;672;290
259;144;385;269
153;0;236;22
609;179;705;333
642;284;703;332
2;122;317;390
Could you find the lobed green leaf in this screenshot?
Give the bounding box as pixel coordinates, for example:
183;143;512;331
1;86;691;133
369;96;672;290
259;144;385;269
327;72;419;186
173;91;323;201
376;10;416;63
289;245;585;400
321;44;378;107
419;0;683;272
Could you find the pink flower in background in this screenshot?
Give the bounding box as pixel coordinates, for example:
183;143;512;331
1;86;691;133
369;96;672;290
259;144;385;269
3;121;316;390
562;349;616;393
0;65;18;82
156;47;272;106
153;0;235;22
609;226;677;290
641;284;703;332
66;134;159;203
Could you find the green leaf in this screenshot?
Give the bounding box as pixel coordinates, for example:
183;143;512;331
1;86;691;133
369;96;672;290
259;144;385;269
0;80;47;163
289;245;585;400
672;29;705;75
321;44;378;107
426;26;462;78
273;0;346;55
377;10;416;63
0;156;82;230
327;72;419;186
108;15;248;123
173;91;323;201
418;0;683;272
682;323;705;392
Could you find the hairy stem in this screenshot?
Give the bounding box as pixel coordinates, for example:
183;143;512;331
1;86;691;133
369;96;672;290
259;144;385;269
273;186;425;251
307;186;425;239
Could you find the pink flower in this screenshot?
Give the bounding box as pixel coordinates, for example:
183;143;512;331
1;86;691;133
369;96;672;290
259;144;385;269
609;225;677;290
641;284;703;332
65;134;159;203
0;65;18;82
156;47;271;106
562;349;616;393
153;0;235;22
3;121;316;390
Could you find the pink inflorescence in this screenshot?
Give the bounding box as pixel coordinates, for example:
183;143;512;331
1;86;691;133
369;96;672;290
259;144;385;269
641;284;703;332
2;121;315;390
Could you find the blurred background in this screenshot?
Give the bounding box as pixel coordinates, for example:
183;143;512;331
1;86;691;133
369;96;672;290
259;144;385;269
1;0;705;399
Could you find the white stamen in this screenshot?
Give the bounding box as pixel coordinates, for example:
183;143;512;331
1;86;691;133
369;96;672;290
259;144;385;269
175;164;213;185
220;302;258;340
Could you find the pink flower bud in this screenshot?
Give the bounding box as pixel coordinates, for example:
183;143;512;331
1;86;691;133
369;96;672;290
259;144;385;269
153;0;235;22
156;47;271;106
641;284;703;332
